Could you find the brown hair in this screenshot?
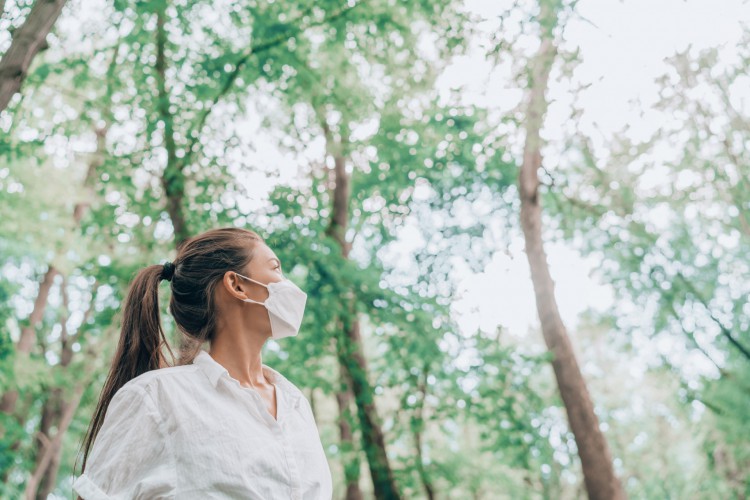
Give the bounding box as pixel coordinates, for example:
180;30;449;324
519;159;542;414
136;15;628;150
75;227;265;483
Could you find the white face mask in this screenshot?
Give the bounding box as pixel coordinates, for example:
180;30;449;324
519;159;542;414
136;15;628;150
235;272;307;340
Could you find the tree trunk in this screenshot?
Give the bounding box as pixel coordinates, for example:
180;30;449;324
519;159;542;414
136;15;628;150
23;121;106;492
321;118;401;500
335;373;364;500
24;383;85;499
32;390;61;500
412;375;435;500
0;66;109;417
0;0;68;111
32;124;110;497
24;306;99;499
0;265;58;415
335;314;400;500
33;275;75;499
333;335;363;500
517;18;626;500
156;6;190;247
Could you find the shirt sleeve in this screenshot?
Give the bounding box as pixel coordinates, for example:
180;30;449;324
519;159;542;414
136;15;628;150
73;384;175;500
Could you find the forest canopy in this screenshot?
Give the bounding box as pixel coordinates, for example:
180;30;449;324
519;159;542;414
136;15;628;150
1;0;748;498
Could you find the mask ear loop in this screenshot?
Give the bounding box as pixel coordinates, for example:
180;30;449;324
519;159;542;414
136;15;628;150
235;272;269;305
235;272;267;288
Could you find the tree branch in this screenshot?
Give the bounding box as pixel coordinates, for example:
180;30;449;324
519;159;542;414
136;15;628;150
0;0;68;112
673;271;750;362
181;1;365;166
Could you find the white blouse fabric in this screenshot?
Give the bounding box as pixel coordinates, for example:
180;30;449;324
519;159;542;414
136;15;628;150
73;350;333;500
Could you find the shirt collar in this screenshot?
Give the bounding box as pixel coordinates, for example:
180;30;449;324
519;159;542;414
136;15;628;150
193;350;302;407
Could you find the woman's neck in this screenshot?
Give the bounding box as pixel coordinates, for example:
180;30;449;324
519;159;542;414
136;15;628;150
209;332;269;388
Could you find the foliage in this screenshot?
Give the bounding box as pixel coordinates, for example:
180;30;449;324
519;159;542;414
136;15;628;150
0;0;748;498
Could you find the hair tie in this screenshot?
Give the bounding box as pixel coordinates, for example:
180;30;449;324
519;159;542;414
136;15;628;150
161;261;175;282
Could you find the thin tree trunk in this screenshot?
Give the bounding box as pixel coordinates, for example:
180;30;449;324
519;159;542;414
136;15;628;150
0;49;110;418
334;348;363;500
30;71;113;492
322;118;401;499
155;4;203;367
156;5;190;246
23;383;84;499
23;124;106;493
0;157;101;485
309;381;359;496
31;391;58;495
517;12;625;500
32;390;64;500
33;275;75;499
25;328;109;500
72;125;108;225
0;0;68;111
15;62;111;485
335;313;400;500
0;266;58;415
412;375;435;500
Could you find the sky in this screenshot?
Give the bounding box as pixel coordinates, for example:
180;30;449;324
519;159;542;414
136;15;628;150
440;0;749;361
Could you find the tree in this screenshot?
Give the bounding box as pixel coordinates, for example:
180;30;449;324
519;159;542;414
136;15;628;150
515;1;625;498
545;26;750;500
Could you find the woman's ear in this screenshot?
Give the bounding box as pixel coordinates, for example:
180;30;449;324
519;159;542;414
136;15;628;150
222;271;247;300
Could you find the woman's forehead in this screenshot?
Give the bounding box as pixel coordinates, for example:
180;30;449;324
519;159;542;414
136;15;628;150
255;244;279;263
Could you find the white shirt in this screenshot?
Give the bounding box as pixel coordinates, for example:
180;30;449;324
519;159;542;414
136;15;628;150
73;350;333;500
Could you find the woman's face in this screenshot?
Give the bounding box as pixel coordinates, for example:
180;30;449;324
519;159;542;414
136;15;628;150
216;243;286;337
236;243;285;303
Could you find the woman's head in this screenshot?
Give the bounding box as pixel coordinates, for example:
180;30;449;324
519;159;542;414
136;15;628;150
167;227;273;348
77;227;269;475
209;240;289;340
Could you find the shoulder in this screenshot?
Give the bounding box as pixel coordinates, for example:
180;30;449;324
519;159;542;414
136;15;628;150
119;364;202;401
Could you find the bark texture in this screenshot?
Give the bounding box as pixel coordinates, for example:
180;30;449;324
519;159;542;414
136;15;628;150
0;0;68;111
517;21;626;500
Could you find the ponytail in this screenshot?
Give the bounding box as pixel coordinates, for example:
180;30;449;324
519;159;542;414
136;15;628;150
77;264;176;475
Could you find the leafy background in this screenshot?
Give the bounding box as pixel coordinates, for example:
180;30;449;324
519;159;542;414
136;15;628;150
1;0;749;498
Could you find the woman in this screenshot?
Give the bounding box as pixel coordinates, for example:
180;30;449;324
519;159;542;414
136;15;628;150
73;227;333;499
